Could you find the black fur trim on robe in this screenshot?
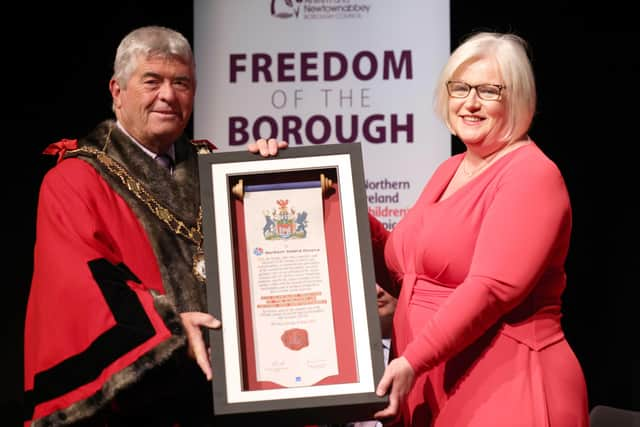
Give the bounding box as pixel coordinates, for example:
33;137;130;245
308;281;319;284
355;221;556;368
64;119;208;313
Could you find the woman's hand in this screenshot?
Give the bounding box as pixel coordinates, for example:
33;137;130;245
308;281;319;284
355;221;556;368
247;138;288;157
374;356;415;421
179;311;221;380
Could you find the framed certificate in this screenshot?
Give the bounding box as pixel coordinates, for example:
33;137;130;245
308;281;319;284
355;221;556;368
198;143;387;425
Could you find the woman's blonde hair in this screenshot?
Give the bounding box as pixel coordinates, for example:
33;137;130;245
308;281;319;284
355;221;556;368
434;32;536;143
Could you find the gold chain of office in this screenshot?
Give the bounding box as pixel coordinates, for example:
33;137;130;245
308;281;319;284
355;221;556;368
67;146;203;246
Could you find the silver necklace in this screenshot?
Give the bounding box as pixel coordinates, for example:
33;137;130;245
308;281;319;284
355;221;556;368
460;153;498;177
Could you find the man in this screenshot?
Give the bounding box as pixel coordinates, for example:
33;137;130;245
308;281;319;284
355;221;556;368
24;26;286;426
345;284;397;427
376;284;397;366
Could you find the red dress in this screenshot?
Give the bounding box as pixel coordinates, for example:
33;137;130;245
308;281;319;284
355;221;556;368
383;143;589;426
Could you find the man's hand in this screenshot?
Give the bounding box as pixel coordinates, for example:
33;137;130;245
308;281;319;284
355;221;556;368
247;138;288;157
180;311;221;380
374;356;415;422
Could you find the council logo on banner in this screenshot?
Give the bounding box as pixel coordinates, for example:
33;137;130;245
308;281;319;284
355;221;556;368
262;200;309;240
270;0;373;20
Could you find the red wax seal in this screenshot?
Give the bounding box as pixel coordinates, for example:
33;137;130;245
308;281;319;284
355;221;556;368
281;328;309;351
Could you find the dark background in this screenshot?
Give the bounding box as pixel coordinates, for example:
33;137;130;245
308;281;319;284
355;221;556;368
3;1;636;425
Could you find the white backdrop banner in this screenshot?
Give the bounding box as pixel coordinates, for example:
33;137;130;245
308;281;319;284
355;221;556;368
194;0;450;230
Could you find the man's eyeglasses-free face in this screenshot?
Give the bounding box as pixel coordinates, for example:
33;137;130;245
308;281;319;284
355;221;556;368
446;80;505;101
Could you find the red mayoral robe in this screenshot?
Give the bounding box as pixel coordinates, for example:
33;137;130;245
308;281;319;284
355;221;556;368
24;120;214;426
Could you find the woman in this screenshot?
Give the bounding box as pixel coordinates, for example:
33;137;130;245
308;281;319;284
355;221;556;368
372;32;589;426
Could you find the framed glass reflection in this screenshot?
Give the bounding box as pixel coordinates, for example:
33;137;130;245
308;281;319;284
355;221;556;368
198;143;387;425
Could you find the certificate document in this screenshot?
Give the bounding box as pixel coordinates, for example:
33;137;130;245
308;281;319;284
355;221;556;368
243;181;338;387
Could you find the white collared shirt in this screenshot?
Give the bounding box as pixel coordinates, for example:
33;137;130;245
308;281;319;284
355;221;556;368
116;121;176;165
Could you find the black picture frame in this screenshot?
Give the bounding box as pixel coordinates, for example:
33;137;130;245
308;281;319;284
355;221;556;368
198;143;387;426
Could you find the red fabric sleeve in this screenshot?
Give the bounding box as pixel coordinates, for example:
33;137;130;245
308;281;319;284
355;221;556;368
368;213;400;297
24;159;183;424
